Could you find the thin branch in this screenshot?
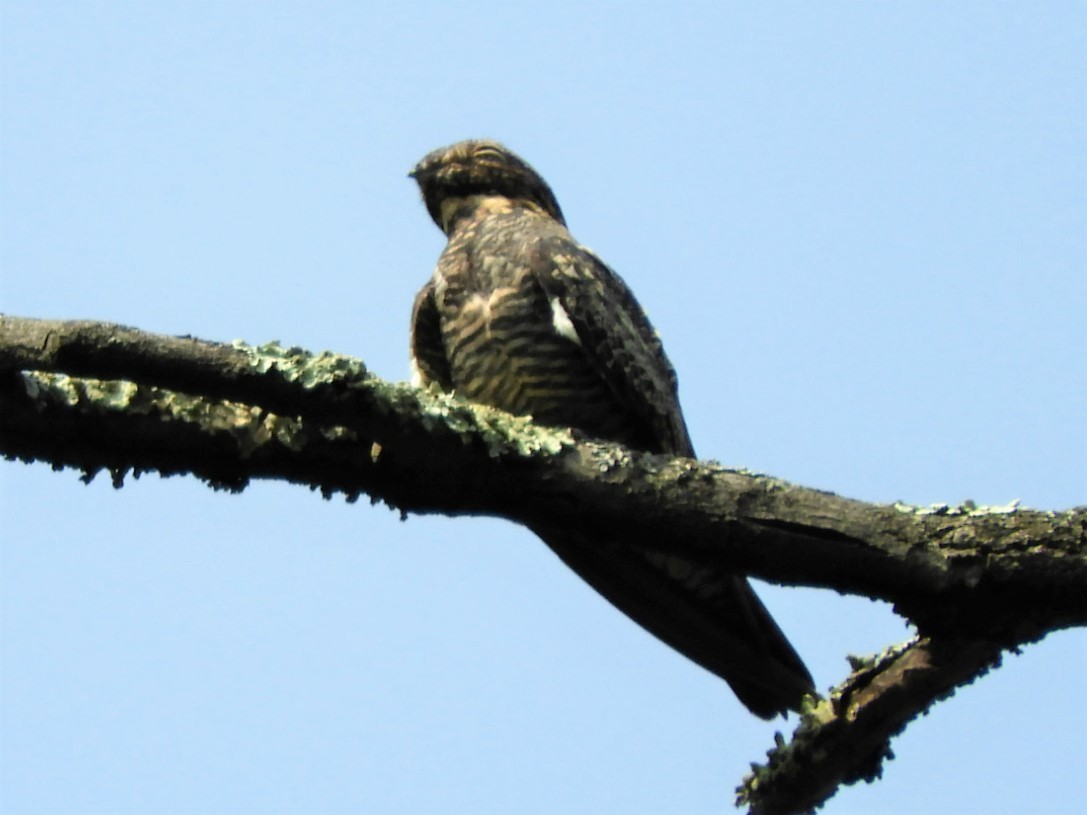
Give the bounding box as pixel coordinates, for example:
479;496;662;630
739;635;1006;814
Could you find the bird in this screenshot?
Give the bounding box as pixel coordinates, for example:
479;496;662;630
408;139;814;718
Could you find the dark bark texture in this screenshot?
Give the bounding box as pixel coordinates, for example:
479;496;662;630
2;314;1084;814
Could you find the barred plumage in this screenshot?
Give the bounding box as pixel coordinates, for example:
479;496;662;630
409;140;814;718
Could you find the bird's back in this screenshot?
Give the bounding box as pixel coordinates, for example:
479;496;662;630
410;143;815;717
432;208;660;448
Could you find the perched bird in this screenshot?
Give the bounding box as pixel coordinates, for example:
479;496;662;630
409;139;814;717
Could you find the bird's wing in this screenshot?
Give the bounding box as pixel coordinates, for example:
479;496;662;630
524;230;814;717
529;522;815;718
527;232;695;457
409;280;454;390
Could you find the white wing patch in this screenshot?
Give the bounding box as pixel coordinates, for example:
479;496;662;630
409;356;425;387
550;297;581;346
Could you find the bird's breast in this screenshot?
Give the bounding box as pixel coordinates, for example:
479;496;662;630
431;212;644;442
443;282;560;408
436;279;626;440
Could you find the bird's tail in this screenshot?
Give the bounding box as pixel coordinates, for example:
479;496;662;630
533;525;814;719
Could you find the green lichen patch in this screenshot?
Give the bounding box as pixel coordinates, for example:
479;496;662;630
231;340;369;388
22;372;139;410
22;370;312;460
893;498;1021;517
376;378;574;457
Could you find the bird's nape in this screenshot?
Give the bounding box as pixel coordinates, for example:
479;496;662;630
409;139;565;228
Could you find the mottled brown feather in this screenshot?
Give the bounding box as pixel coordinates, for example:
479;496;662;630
409;140;814;717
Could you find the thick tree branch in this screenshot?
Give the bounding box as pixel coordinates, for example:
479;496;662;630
3;314;1084;813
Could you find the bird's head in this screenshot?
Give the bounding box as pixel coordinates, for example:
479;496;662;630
409;139;566;234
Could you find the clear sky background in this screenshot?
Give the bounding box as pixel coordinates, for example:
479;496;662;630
2;3;1084;814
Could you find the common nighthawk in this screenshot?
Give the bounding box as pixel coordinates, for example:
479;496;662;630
409;139;813;717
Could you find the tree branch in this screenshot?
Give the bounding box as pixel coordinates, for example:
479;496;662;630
3;314;1084;813
738;636;1007;814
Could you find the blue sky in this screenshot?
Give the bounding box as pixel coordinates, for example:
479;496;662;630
2;2;1084;813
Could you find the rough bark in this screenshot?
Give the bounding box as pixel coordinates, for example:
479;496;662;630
3;314;1084;813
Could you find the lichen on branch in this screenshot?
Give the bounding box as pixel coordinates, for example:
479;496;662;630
1;313;1084;813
